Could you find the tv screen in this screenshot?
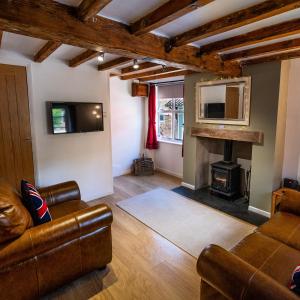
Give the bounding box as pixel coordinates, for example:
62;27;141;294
48;102;104;134
204;103;225;118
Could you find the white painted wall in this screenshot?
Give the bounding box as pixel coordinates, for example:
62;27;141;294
0;50;113;200
155;141;183;178
201;85;226;103
283;58;300;182
110;77;145;177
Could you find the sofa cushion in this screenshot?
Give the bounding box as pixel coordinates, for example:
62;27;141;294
231;232;300;288
21;180;52;225
257;212;300;250
0;179;33;243
49;200;88;219
290;265;300;295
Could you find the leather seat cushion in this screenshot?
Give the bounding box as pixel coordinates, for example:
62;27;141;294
49;200;88;219
258;212;300;250
231;232;300;287
0;179;33;243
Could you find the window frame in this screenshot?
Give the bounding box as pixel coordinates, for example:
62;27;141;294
157;97;184;144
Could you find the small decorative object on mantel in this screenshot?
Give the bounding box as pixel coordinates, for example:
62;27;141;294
133;154;154;176
132;82;149;97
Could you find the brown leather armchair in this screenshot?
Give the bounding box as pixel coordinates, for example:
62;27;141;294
197;188;300;300
0;181;113;300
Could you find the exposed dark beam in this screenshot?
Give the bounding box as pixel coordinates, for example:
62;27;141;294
139;70;194;82
171;0;300;48
0;31;3;48
130;0;214;36
121;67;179;80
222;38;300;61
121;62;161;75
0;0;240;76
34;41;62;62
110;72;120;77
98;57;132;71
69;49;99;67
78;0;112;21
242;49;300;65
199;18;300;55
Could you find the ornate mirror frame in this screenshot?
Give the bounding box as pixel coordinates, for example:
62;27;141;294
195;77;251;126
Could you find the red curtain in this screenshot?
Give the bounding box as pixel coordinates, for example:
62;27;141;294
146;85;159;150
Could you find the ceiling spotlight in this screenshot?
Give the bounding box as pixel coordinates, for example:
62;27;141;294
133;59;139;70
97;52;105;62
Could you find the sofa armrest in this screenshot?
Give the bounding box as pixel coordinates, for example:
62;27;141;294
0;204;112;270
38;181;81;207
278;188;300;216
197;244;298;300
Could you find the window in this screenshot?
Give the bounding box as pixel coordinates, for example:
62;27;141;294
157;97;184;143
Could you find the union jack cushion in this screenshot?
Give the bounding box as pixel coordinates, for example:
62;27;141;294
290;265;300;295
21;180;52;225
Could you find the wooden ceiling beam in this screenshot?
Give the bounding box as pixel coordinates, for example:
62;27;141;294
139;70;194;82
130;0;214;36
0;0;240;76
98;57;132;71
222;38;300;61
69;49;99;67
34;41;62;62
170;0;300;48
121;62;161;75
198;18;300;55
121;67;180;80
0;31;3;48
242;49;300;65
78;0;112;21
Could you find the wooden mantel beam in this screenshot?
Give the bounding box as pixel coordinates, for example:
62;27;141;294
34;41;62;63
130;0;214;36
139;70;194;82
222;38;300;61
69;49;99;67
121;67;179;80
0;0;240;76
98;57;132;71
78;0;112;21
198;18;300;55
171;0;300;48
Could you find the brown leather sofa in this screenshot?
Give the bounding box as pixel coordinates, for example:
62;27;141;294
0;180;113;300
197;188;300;300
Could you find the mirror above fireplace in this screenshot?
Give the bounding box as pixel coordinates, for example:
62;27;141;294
195;77;251;126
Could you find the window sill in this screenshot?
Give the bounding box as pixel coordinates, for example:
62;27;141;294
158;139;183;146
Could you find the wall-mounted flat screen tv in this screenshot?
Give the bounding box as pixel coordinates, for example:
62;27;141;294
204;103;225;119
48;102;104;134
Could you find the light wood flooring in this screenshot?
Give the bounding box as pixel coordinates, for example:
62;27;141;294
44;172;200;300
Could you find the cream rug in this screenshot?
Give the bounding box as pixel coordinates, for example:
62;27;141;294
117;188;256;258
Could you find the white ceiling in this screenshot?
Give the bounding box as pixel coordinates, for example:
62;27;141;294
1;0;300;69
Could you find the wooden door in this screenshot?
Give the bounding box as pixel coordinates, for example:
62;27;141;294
0;64;35;190
225;87;239;119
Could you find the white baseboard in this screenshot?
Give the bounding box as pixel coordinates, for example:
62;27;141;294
156;167;183;179
113;168;131;178
181;182;196;190
248;206;271;218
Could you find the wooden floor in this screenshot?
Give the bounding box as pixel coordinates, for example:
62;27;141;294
44;172;200;300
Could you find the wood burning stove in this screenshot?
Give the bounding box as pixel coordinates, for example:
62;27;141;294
211;140;241;198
